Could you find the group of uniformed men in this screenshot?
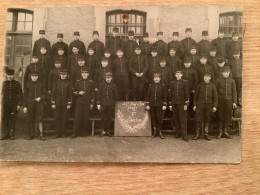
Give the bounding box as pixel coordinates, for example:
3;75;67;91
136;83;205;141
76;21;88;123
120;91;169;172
1;26;242;141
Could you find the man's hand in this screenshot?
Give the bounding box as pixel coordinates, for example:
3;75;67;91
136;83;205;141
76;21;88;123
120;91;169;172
169;106;173;111
23;107;28;113
52;105;56;109
17;106;21;111
79;91;85;95
146;105;150;111
193;106;196;111
191;90;195;94
184;105;188;111
139;73;144;77
67;105;71;109
97;105;101;110
48;91;51;94
90;104;93;109
95;88;98;92
162;106;166;110
73;91;78;95
35;97;41;102
212;107;217;112
135;73;139;77
233;103;237;109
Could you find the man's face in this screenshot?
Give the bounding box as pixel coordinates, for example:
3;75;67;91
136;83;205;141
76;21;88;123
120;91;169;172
82;73;89;79
60;74;67;80
40;34;45;39
160;62;166;67
169;50;176;56
31;58;39;63
105;77;112;83
74;35;80;41
112;31;118;37
40;48;47;54
218;62;225;67
233;53;240;59
7;75;14;81
184;62;191;68
143;37;149;42
175;73;182;80
128;36;134;40
157;34;163;40
78;60;85;66
57;37;63;42
204;76;211;83
209;51;216;57
104;53;111;58
153;76;161;83
190;49;197;55
93;34;99;41
31;75;38;82
222;71;230;78
54;63;61;68
58;50;64;56
218;32;224;38
200;58;207;64
101;61;108;67
185;31;192;37
151;51;158;57
135;49;141;55
88;50;94;55
72;47;79;54
172;35;178;41
117;51;123;58
202;35;208;40
232;35;239;41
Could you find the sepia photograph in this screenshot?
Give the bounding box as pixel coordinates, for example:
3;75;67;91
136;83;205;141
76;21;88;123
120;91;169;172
0;6;242;163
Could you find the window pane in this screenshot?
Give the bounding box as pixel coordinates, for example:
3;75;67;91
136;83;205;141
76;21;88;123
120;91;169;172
17;22;25;31
5;46;13;55
130;14;135;24
15;46;24;55
6;21;12;31
16;35;32;45
136;27;141;34
5;36;13;45
6;12;13;21
26;13;32;21
5;56;11;66
24;46;32;55
116;14;121;23
18;12;25;21
111;15;115;23
136;15;142;24
227;16;234;25
25;22;32;31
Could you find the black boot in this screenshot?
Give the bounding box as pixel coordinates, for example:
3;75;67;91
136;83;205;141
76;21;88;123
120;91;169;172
107;129;112;137
39;132;46;141
204;122;211;141
159;130;165;139
100;129;106;137
216;122;223;139
152;127;157;137
27;123;35;140
223;123;231;139
193;122;200;140
9;129;15;140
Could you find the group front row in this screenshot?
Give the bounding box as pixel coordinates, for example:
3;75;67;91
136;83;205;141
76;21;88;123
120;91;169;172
2;61;237;142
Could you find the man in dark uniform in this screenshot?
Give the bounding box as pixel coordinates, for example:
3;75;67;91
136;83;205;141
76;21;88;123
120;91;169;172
88;31;105;60
32;30;52;57
166;47;182;77
197;31;211;57
54;47;67;69
147;47;160;84
169;70;190;141
193;73;218;140
86;47;99;81
225;31;243;61
211;29;227;59
67;46;80;76
71;55;89;88
51;69;72;138
52;33;69;59
196;55;215;83
128;46;149;101
1;68;23;140
158;57;172;92
168;32;184;59
124;31;138;60
72;69;94;138
140;32;152;58
207;46;218;70
214;56;228;79
23;72;46;140
48;60;62;94
181;28;197;57
146;73;167;139
97;72;118;137
188;45;200;69
106;27;124;60
68;31;86;57
215;66;237;139
153;32;168;57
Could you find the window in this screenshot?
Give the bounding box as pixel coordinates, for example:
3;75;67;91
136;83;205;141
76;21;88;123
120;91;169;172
106;9;147;42
219;11;242;38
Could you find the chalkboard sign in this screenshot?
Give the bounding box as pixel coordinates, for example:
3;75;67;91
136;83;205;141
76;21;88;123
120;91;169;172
114;101;152;136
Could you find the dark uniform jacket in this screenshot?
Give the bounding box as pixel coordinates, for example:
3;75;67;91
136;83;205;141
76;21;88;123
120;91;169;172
73;78;94;105
181;37;196;56
113;57;129;77
153;40;168;57
214;77;237;103
182;67;198;91
166;55;182;74
94;66;113;89
67;53;79;75
211;37;227;57
124;40;138;59
193;82;218;107
158;66;173;91
106;36;125;56
2;80;23;105
23;80;45;107
48;68;61;92
97;81;118;106
225;40;242;59
140;41;152;57
227;58;242;77
147;56;160;81
85;54;99;80
68;40;86;56
38;54;53;90
214;66;232;79
197;40;211;56
23;63;44;89
32;38;52;56
195;63;215;83
52;41;69;58
128;54;149;75
207;55;218;70
146;83;167;107
169;79;190;105
71;65;89;88
51;79;72;106
187;54;200;69
88;40;105;59
168;40;184;59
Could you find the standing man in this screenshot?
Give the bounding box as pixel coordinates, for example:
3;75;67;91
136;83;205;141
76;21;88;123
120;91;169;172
211;29;227;59
181;28;196;57
88;31;105;60
32;30;52;57
52;33;69;59
153;32;168;58
124;31;138;60
168;32;184;59
225;31;243;61
68;31;86;57
197;31;211;57
140;32;152;58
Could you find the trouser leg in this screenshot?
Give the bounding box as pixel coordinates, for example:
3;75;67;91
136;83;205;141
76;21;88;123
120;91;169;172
172;104;181;137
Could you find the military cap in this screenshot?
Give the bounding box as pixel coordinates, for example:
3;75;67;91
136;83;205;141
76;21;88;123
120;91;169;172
204;72;212;77
72;45;79;49
169;47;177;51
78;55;85;61
57;33;63;38
153;73;161;77
57;47;64;51
105;72;113;78
100;57;109;62
190;45;197;50
81;69;89;74
157;32;163;36
232;31;239;37
202;31;208;36
200;54;208;59
59;69;68;74
31;72;38;76
116;48;124;53
159;57;166;63
175;70;183;74
233;49;240;55
143;32;149;37
222;66;230;72
209;46;217;52
93;31;99;35
172;32;179;36
113;27;119;32
88;47;95;51
54;59;61;64
185;28;192;32
32;55;39;59
184;57;191;63
128;31;134;36
74;31;80;36
40;45;46;49
6;68;14;75
39;30;45;35
104;48;111;53
151;47;158;52
218;29;224;33
135;46;141;50
217;57;225;63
